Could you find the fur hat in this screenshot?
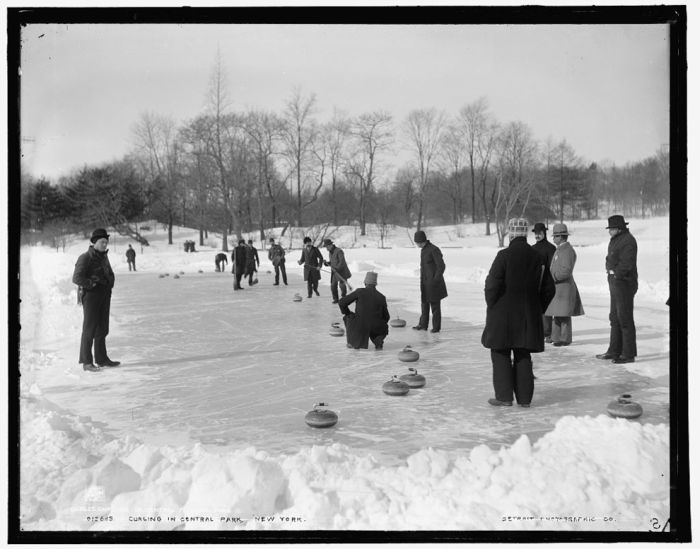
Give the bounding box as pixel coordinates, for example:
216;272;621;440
364;271;378;285
552;223;569;236
508;218;529;237
90;228;109;243
606;215;629;229
413;230;427;243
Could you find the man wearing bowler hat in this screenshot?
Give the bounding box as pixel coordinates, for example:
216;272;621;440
72;228;120;372
322;238;351;304
531;222;556;343
412;230;447;333
596;215;638;363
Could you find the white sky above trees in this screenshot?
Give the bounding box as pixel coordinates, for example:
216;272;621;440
20;22;670;180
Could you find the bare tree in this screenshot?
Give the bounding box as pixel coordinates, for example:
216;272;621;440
281;88;319;227
437;121;467;223
132;112;182;245
404;108;446;230
476;118;500;235
242;109;285;241
346;110;393;235
493;121;540;247
459;97;492;224
318;109;350;225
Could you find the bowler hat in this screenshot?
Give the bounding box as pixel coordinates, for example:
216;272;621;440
552;223;569;236
532;222;547;233
303;237;312;244
413;230;427;243
606;215;629;229
322;239;333;247
90;228;109;243
364;271;378;285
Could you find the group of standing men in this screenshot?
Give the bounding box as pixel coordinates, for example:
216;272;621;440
482;214;638;408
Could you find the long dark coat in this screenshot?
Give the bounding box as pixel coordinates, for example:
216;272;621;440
532;238;555;277
481;237;555;352
606;229;638;285
231;245;247;275
544;241;584;317
419;241;448;303
339;286;390;349
299;246;323;282
72;246;115;292
245;246;260;274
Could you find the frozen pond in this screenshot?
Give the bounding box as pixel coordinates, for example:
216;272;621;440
34;267;670;462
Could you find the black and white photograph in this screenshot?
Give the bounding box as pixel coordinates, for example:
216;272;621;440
8;4;688;543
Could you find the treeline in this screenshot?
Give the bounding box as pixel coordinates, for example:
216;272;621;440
21;61;669;249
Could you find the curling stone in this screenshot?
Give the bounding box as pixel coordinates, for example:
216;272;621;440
179;271;185;275
398;345;420;362
304;402;338;428
329;322;345;337
399;367;426;388
158;274;166;279
390;317;407;328
198;269;203;273
607;394;643;419
293;293;303;302
382;376;410;396
173;274;180;279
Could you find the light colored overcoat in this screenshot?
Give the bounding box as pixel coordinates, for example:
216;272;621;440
544;241;584;317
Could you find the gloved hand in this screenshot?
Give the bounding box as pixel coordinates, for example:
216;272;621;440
323;260;330;267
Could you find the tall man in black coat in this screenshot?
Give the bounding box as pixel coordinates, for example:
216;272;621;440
531;222;556;343
72;228;120;372
231;240;248;290
338;271;390;350
412;230;448;333
482;218;555;407
596;215;638;364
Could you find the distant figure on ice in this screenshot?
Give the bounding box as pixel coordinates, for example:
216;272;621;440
322;238;351;304
71;228;120;372
125;244;136;271
596;215;638;364
231;240;248;290
544;224;584;346
215;252;228;272
268;238;288;285
412;230;447;333
531;222;555;343
245;239;260;285
339;271;390;350
481;218;555;408
298;237;323;298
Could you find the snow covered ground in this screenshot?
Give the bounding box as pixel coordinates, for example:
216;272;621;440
17;217;673;534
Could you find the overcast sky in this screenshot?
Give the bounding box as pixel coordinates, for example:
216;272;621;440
19;22;670;180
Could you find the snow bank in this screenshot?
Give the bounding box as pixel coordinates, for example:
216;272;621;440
20;384;669;531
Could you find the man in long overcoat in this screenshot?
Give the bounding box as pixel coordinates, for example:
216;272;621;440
412;230;448;333
297;237;323;298
72;228;120;371
245;239;260;285
531;222;556;342
322;238;352;304
339;271;390;350
596;215;638;363
481;218;555;407
231;240;248;290
544;223;584;346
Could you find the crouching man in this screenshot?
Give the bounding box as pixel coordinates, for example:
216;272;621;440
338;272;390;350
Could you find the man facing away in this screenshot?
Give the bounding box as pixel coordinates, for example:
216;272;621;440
481;218;555;408
268;237;288;285
596;215;638;364
412;230;447;333
338;271;390;350
322;238;352;304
